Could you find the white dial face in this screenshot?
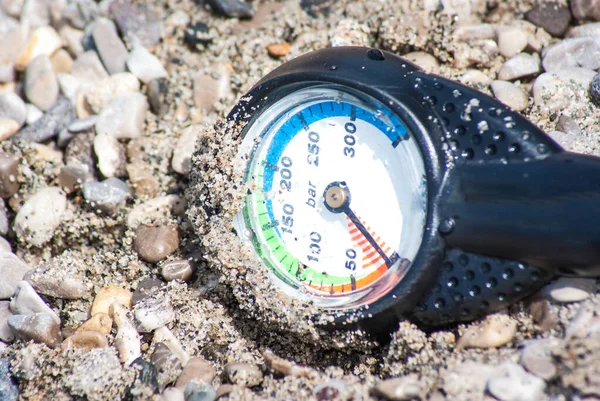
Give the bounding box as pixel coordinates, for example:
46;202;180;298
236;86;427;308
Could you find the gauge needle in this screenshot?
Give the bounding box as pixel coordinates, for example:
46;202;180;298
323;181;397;268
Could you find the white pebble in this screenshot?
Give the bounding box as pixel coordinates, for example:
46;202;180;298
95;92;148;139
543;277;596;303
10;281;60;324
490;80;529;111
497;53;540;81
14;187;67;246
85;72;140;114
134;295;175;332
172;124;202;175
111;302;141;365
126;46;167;84
457;312;517;349
487;363;546;401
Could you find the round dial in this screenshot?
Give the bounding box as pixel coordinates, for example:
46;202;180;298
235;85;427;309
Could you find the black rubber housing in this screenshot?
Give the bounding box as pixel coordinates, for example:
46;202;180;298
227;47;600;332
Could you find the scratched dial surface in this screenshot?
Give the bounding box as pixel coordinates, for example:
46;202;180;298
235;86;428;308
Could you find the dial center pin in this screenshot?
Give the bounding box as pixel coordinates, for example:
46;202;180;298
323;181;351;213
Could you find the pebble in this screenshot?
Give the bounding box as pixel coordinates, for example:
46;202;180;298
206;0;254;18
571;0;600;21
95;92;148;139
59;25;85;57
71;51;109;85
7;313;62;348
458;69;492;86
224;363;263;386
134;294;175;333
442;362;496;400
162;387;185;401
65;132;96;172
126;163;160;198
402;51;439;74
62;330;108;351
184;22;213;49
532;73;569;114
0;64;14;83
556;114;582;136
263;350;312;377
110;1;162;48
487;363;546;401
91;17;128;74
91;285;133;316
193;66;230;112
134;224;180;263
330;18;370;47
0;118;19;140
153;326;190;366
556;66;597;88
94;134;127;178
496;27;528;58
10;281;60;324
152;342;182;390
58;164;94;193
215;384;235;400
543;277;596;302
25;103;42;125
161;259;195;282
13;187;66;247
490;80;529;111
1;0;23;16
15;25;62;71
0;358;19;401
13;96;75;142
266;43;291;58
527;295;557;331
591;72;600;106
76;312;113;335
50;49;74;75
23;258;87;300
172;124;202;175
0;92;26;127
127;195;186;228
126;46;167;84
567;22;600;38
0;301;13;342
86;72;140;114
56;73;80;103
497;52;540;81
0;200;7;235
542;37;600;72
0;252;30;299
68;116;97;133
457;312;517;349
147;77;169;117
371;376;421;401
0;154;18;199
176;357;216;389
130;357;160;395
525;2;572;37
184;382;217;401
132;277;164;304
519;339;558;380
111;302;141;365
313;380;347;400
24;55;59;111
0;237;10;253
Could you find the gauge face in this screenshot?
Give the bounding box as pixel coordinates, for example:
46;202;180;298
235;85;427;309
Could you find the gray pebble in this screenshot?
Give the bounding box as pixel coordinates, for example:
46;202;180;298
486;363;546;401
68;116;98;133
94;133;127;178
82;178;131;215
25;103;42;125
134;224;180;263
64;132;96;174
147;77;169;117
24;257;88;299
12;96;75;142
0;198;8;235
525;2;572;37
571;0;600;21
71;51;109;84
206;0;254;18
126;46;167;84
151;342;182;391
130;357;159;395
58;163;94;193
0;92;26;127
371;376;421;401
0;153;18;199
95;92;148;139
175;357;215;389
519;339;559;380
134;294;175;332
132;277;163;305
590;72;600;106
0;301;14;342
497;52;540;81
556;114;582;136
62;0;98;29
0;253;31;299
7;313;62;348
161;259;195;282
10;281;60;324
59;25;85;57
110;2;163;48
224;362;263;387
0;358;19;401
13;187;67;247
92;17;128;74
542;36;600;72
543;277;596;303
184;381;217;401
24;55;58;111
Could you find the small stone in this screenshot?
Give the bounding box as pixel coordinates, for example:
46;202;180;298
0;64;14;83
543;277;596;302
555;66;596;88
134;224;180;263
15;25;62;71
111;302;141;365
0;253;30;299
263;350;312;377
224;363;263;387
71;51;109;85
153;326;190;366
13;96;75;142
62;331;108;351
0;154;18;199
496;27;528;58
61;0;98;29
110;1;163;48
163;387;185;401
161;260;195;282
571;0;600;21
567;22;600;38
131;278;163;305
81;178;130;212
7;313;62;348
459;69;492;86
176;357;215;389
266;43;291;58
147;77;169;117
457;312;517;349
486;363;546;401
172;124;203;175
490;80;529;111
526;3;572;37
59;26;85;57
20;0;51;28
0;25;24;66
532;73;569;114
14;187;66;247
330;18;370;47
497;53;540;81
25;103;42;125
134;294;175;333
127;195;186;228
62;348;123;398
542;37;600;72
24;55;59;111
152;342;182;390
76;312;112;335
565;301;595;340
0;118;19;140
441;362;496;400
371;375;422;401
95;92;148;139
129;357;159;395
0;92;26;127
0;200;7;235
0;237;10;253
50;49;74;75
126;163;160;198
520;339;559;380
193;67;230;112
205;0;254;18
184;382;217;401
0;301;14;342
94;134;127;178
184;22;212;49
91;285;133;316
0;358;18;401
591;72;600;106
24;257;87;299
56;73;80;103
126;46;167;84
10;281;60;324
556;114;583;136
527;295;557;331
68;116;97;133
85;73;140;114
91;17;128;74
313;380;347;400
58;164;94;193
402;51;439;74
